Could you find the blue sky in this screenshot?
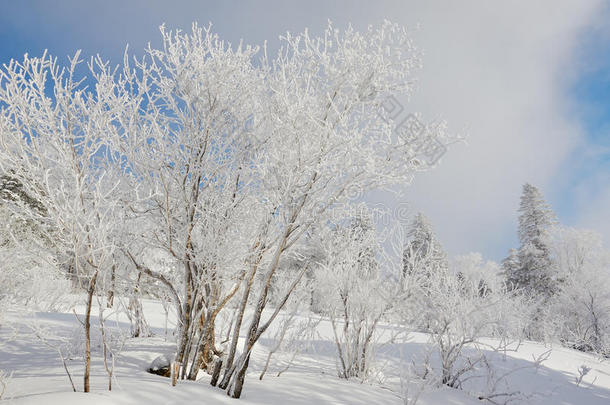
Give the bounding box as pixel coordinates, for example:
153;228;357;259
1;0;608;261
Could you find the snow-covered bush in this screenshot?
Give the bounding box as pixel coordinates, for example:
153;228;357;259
406;253;531;390
0;262;71;312
315;211;392;380
548;227;610;355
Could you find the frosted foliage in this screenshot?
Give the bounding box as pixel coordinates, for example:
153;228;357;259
314;209;389;380
504;183;558;298
0;21;455;398
402;212;448;282
548;227;610;355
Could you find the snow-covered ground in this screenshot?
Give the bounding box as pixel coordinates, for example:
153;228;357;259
1;298;609;405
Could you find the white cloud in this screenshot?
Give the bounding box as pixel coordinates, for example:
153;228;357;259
390;1;605;259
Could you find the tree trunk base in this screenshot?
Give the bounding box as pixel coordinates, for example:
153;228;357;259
210;358;223;387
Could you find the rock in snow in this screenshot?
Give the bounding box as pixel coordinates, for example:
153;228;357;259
147;354;173;377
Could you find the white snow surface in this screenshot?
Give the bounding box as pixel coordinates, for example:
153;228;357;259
1;298;609;405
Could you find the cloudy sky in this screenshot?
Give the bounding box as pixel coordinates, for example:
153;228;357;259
1;0;608;261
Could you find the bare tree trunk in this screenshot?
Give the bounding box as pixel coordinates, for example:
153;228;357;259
210;358;223;386
129;273;149;338
99;295;117;391
170;361;179;386
188;315;218;380
162;298;170;341
228;259;307;398
175;262;193;380
186;313;205;381
218;264;258;389
586;294;601;353
191;276;245;381
179;312;195;379
187;313;210;380
107;264;116;308
330;317;349;378
224;299;266;396
231;352;251;399
84;270;99;393
223;221;301;397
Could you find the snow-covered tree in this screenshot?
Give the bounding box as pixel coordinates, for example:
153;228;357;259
0;174;69;309
212;22;453;398
400;212;448;331
548;227;610;354
0;51;127;392
314;209;390;380
402;212;448;285
108;23;262;382
500;248;519;290
413;256;532;392
503;183;558;298
453;253;501;297
1;20;454;398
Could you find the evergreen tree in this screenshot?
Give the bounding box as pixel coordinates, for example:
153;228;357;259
0;173;50;248
349;214;378;281
501;248;520;288
402;212;447;283
0;174;47;214
504;183;558;298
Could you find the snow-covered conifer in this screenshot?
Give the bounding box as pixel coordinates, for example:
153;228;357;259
402;212;448;287
504;183;558;298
